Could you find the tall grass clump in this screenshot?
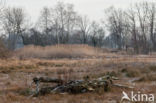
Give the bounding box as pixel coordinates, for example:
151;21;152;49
15;44;101;59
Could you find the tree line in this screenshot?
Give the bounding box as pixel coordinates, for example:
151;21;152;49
0;1;156;54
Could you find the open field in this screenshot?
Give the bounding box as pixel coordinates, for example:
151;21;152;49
1;0;156;102
0;45;156;103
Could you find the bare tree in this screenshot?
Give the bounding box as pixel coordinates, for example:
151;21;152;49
51;2;78;44
126;6;139;53
90;21;99;47
105;7;127;49
38;7;52;35
3;7;26;50
135;2;149;53
65;3;77;43
55;2;66;44
0;0;5;20
147;2;156;51
77;15;90;44
90;21;105;47
96;26;105;47
0;0;5;39
51;9;60;44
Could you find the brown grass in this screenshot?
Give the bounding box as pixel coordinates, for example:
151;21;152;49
0;50;156;103
15;44;102;59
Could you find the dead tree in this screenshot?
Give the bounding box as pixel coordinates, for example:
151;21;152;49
32;76;114;96
31;75;134;96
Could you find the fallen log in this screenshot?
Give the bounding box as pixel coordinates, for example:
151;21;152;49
32;77;110;96
32;75;127;96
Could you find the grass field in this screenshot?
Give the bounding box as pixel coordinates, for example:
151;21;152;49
0;45;156;103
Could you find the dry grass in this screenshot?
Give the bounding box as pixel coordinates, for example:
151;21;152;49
0;50;156;102
15;44;102;59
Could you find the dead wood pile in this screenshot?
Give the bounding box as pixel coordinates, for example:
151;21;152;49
32;75;132;96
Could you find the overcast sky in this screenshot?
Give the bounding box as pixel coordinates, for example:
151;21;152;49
7;0;155;23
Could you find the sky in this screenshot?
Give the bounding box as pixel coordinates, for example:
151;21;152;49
6;0;156;23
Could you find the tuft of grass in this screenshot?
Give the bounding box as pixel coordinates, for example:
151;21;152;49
17;88;33;96
121;68;128;73
149;65;156;72
121;68;140;78
125;70;140;77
